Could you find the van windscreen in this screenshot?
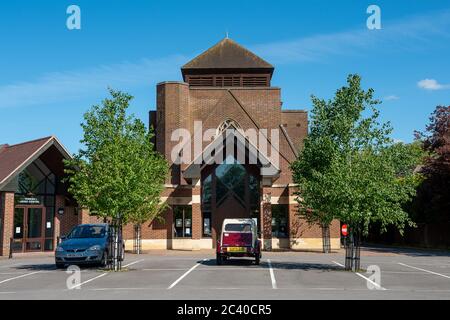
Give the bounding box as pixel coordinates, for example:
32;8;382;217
224;224;252;232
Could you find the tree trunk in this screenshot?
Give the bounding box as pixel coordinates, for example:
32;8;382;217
321;224;331;253
344;226;361;272
134;224;142;254
353;229;361;272
111;219;123;271
345;230;353;271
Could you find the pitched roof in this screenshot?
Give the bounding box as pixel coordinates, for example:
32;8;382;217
182;38;273;70
0;136;72;190
182;123;280;181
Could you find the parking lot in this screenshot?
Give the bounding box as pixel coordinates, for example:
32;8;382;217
0;246;449;300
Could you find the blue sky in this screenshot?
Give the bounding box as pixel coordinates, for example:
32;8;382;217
0;0;449;153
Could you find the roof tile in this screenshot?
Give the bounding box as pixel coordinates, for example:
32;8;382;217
0;137;52;185
182;38;273;70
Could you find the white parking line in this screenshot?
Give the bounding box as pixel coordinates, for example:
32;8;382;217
332;261;386;290
69;260;144;290
267;259;277;289
354;272;386;290
332;261;344;267
143;268;188;271
167;259;207;289
70;273;108;289
398;262;450;279
0;271;41;285
123;259;145;268
0;272;29;275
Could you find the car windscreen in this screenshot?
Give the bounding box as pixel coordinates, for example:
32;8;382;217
224;223;252;232
69;225;106;239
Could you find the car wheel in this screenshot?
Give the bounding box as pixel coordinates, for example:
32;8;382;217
119;247;125;262
100;251;108;268
255;253;260;265
216;253;222;265
55;263;65;269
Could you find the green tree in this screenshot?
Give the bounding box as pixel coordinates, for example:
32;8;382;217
291;75;424;268
412;106;450;223
64;89;169;270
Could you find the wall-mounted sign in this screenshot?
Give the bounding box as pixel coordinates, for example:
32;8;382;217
46;222;52;229
15;227;21;234
16;196;41;205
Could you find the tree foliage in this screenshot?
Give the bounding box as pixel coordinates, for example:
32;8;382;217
412;105;450;222
291;74;425;236
64;89;169;225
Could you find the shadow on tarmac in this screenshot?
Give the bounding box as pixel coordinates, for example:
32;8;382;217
198;258;341;271
362;244;450;257
12;263;104;271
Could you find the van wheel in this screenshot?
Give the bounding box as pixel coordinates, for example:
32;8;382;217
216;253;223;265
119;247;125;262
255;253;260;265
100;251;108;268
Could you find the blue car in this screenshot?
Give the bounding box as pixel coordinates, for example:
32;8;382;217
55;223;124;268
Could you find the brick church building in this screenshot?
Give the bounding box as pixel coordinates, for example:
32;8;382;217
122;38;340;251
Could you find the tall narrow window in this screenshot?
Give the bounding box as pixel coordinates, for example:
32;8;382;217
203;212;211;238
271;204;289;238
173;206;192;238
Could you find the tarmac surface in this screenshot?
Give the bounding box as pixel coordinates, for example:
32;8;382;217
0;246;449;299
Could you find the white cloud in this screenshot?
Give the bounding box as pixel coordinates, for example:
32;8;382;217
0;55;187;109
417;78;450;91
384;95;400;101
251;10;450;64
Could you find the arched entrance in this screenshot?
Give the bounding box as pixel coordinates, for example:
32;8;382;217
201;157;260;246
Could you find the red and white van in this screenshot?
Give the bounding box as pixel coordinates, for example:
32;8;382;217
216;218;261;265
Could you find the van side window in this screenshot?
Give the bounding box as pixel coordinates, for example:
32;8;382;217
224;223;252;232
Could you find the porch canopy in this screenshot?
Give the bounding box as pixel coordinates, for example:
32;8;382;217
182;123;280;186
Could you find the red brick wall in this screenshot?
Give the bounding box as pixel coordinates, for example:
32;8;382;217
53;195;84;248
260;187;273;238
0;192;14;256
0;192;3;254
122;207;173;240
78;209;103;225
281;111;308;152
192;183;202;240
156;84;306;187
